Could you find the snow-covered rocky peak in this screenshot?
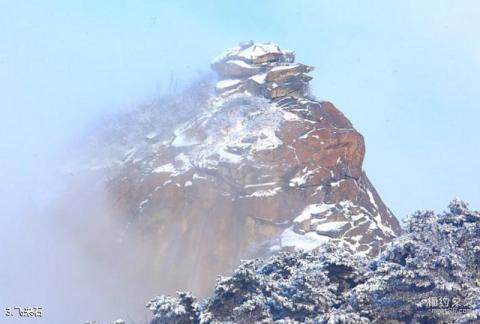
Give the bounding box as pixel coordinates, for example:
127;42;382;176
212;41;313;99
78;42;402;296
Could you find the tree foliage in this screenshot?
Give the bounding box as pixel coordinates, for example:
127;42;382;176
147;200;480;323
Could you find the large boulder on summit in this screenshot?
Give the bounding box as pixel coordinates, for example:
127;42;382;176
213;42;286;65
265;63;314;82
86;41;402;296
265;80;309;98
212;60;262;78
212;42;312;98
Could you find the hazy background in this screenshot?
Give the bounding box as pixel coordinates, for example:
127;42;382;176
1;0;479;322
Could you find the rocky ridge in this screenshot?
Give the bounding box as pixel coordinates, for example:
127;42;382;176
83;42;402;295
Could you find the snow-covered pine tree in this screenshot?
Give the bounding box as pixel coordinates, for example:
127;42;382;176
147;200;480;323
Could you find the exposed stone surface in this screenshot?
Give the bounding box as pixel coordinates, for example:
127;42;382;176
212;42;313;99
83;42;402;296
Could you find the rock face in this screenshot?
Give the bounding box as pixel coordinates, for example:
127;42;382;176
88;42;401;296
212;41;313;98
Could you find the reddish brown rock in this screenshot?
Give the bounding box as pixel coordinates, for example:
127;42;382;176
103;93;401;297
84;42;402;297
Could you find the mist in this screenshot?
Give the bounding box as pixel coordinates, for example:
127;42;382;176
0;84;208;323
0;73;228;323
0;173;154;323
0;125;151;322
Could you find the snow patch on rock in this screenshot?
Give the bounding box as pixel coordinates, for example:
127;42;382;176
281;226;330;251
